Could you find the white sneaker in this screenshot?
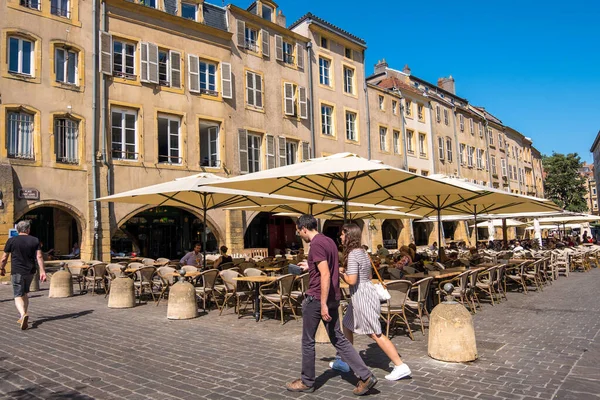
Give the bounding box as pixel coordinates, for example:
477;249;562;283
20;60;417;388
385;363;411;381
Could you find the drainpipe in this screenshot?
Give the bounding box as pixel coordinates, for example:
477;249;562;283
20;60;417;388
400;99;408;170
91;0;100;260
364;62;371;160
427;101;436;174
101;1;110;196
531;149;539;197
451;107;461;177
483;119;493;186
306;41;316;157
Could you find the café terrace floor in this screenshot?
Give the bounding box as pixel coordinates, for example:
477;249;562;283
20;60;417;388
0;269;599;400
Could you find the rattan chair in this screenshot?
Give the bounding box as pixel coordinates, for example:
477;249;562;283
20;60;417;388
84;263;108;295
405;277;433;335
380;280;414;340
66;260;87;293
290;272;310;314
195;269;220;311
438;270;473;312
134;266;157;304
475;266;498;305
495;264;508;301
155;266;176;306
258;274;297;324
218;270;252;317
506;261;530;294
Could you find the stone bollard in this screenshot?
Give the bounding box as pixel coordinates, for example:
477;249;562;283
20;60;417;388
48;269;73;298
428;283;478;362
107;276;135;308
316;302;345;343
167;271;198;320
30;269;40;292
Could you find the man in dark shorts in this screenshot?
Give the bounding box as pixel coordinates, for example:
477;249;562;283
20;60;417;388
286;214;377;396
0;220;47;330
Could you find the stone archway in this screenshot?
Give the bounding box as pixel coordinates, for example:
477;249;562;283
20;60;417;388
15;200;85;256
114;205;223;259
381;219;403;250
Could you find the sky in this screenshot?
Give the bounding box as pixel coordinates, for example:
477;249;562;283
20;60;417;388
270;0;600;162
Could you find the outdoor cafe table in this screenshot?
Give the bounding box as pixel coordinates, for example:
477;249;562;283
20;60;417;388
404;267;468;281
260;266;282;276
233;275;278;322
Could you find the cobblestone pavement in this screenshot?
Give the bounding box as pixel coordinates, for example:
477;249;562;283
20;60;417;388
0;269;599;400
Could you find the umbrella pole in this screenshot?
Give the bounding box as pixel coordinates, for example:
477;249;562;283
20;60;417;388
437;195;442;262
202;194;208;269
473;205;478;245
343;177;348;223
502;218;508;249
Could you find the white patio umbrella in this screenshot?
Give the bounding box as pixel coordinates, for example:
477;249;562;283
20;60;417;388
224;200;406;217
96;173;317;264
487;220;495;242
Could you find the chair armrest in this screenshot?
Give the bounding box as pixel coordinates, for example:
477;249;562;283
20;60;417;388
259;280;277;296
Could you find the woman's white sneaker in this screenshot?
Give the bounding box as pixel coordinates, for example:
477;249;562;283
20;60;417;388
385;363;411;381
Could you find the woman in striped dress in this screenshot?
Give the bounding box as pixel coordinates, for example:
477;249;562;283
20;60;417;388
335;223;411;381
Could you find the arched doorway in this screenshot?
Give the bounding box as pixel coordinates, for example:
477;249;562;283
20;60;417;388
322;219;365;247
244;212;301;256
115;206;216;259
381;220;401;250
412;221;431;246
442;221;457;241
17;206;81;256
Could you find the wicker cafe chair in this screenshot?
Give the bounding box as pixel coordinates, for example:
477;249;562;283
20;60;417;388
467;268;483;312
104;263;125;298
156;257;170;265
474;266;498;305
495;264;508;301
155;266;176;306
66;260;87;293
380;280;414;340
195;269;220;312
290;272;310;314
259;274;298;324
134;266;157;304
437;270;473;312
218;270;251;317
405;277;433;335
506;261;530;294
84;263;108;295
523;260;543;292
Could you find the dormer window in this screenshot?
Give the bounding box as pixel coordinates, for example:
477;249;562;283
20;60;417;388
181;1;197;21
261;3;274;22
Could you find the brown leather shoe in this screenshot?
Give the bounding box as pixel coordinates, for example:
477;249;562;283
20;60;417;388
286;378;314;393
353;374;377;396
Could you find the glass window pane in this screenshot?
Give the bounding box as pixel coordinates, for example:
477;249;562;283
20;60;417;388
55;49;65;82
125;114;135;130
67;51;76;83
9;38;20;72
21;40;32;74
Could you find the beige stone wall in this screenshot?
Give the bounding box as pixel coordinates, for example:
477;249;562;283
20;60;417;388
430;100;459;177
366;85;404;168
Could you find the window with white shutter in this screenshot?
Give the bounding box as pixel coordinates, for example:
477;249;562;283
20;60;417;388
278;136;286;166
283;82;296;116
221;62;232;99
302;141;310;161
275;35;283;61
261;29;270;57
99;31;112;75
501;158;507;177
169;50;181;88
298;86;307;119
147;42;158;83
266;134;275;169
286;141;298;165
246;71;263;108
247;133;262;173
188;54;200;93
446;138;453;162
238;129;248;174
237;20;245;47
438;137;444;160
200;121;220;168
296;43;304;69
113;39;136;79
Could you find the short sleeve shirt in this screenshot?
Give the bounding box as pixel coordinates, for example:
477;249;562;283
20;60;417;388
3;235;40;275
306;234;340;301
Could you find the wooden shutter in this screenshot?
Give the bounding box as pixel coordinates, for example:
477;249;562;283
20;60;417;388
266;134;275;169
283;82;295;116
246;71;254;106
261;29;270;57
99;31;112;75
140;42;149;82
298;86;308;119
278;136;286;166
255;74;263;108
275;35;283;61
237;20;245;47
238;129;248;174
221;62;232;99
302;141;311;161
169;50;181;88
164;0;177;15
296;43;304;70
147;42;159;84
188;54;200;93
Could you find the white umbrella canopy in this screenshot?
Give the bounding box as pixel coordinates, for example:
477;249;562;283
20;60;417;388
535;214;600;225
469;219;525;228
273;209;420;220
96;173;319;263
210;153;484;216
225;200;408;218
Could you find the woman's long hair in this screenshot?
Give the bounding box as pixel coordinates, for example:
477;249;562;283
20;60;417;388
341;223;362;267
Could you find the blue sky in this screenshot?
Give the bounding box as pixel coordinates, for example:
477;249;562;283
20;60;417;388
274;0;600;162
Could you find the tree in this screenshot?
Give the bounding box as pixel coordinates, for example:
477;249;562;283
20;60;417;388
542;152;588;212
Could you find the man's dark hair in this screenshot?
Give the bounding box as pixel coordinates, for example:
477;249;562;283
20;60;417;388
296;214;318;231
193;242;202;248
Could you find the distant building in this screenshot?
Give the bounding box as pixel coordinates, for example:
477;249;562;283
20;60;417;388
579;162;598;215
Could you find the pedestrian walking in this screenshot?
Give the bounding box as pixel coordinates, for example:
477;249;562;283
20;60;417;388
0;220;47;330
286;214;378;396
335;223;412;381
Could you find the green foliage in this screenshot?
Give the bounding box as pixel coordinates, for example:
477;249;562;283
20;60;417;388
542;152;588;212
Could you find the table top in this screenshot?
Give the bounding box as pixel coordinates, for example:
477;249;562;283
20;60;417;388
261;266;283;272
405;267;468;280
233;276;278;283
166;271;201;278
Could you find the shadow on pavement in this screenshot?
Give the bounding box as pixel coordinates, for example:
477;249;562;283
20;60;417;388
30;310;94;329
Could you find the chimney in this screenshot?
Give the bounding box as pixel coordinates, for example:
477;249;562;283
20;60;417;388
374;58;388;75
402;64;411;75
437;75;456;94
276;10;286;27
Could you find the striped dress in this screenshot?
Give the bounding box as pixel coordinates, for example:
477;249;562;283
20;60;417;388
342;249;382;335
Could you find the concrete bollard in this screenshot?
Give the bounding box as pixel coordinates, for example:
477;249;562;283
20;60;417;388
30;269;40;292
48;269;73;298
107;277;135;308
316;303;345;343
428;283;478;362
167;274;198;320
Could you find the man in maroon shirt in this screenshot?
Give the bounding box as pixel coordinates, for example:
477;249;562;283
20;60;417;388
286;214;377;396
